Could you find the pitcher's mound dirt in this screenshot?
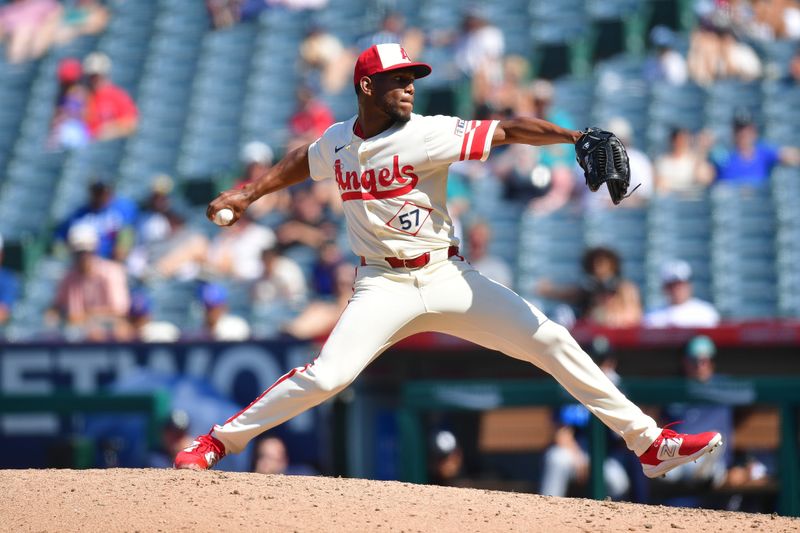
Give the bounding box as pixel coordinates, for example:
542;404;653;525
1;469;797;532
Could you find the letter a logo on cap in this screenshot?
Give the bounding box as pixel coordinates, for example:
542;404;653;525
375;43;410;69
353;43;432;87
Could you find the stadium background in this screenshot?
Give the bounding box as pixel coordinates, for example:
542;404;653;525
0;0;799;517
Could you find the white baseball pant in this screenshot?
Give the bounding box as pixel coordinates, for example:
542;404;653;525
212;254;661;456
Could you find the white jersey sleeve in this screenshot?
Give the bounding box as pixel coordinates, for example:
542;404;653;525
423;115;499;165
307;123;342;181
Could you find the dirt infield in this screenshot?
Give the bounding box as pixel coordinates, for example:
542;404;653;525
2;469;797;532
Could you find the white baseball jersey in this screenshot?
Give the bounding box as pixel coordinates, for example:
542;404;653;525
212;117;665;466
308;114;498;259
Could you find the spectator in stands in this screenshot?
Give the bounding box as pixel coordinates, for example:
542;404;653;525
57;180;138;262
83;52;138;141
129;210;209;282
643;26;688;86
299;27;354;94
482;55;529;115
493;136;563;208
251;434;318;475
197;283;251;342
55;57;84;106
357;11;404;50
540;337;631;500
656;336;734;493
454;8;504;83
252;245;308;309
282;262;354;340
644;260;720;329
537;247;642;328
55;0;108;45
238;0;271;22
149;410;192;468
119;291;181;343
309;172;343;216
277;187;338;251
712;114;800;186
239;141;274;185
135;174;174;246
252;435;289;475
356;11;424;61
428;429;466;487
49;57;90;150
289;85;335;144
0;0;62;64
734;0;800;41
206;0;239;29
718;26;763;79
0;234;20;327
529;80;576;169
207;213;277;281
654;128;715;196
232;141;292;223
465;221;512;288
492;80;578;213
310;240;344;297
687;17;720;87
47;224;130;341
50;86;90;150
688;20;762;86
451;8;505;112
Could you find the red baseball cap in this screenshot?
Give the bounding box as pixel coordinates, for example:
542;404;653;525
57;58;82;83
353;43;432;88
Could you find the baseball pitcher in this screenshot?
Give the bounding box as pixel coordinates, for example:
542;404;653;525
176;44;721;480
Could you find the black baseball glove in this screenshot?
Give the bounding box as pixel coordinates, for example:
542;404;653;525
574;128;636;205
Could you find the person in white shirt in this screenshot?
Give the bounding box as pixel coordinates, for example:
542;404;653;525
654;128;715;196
206;213;276;281
646;26;688;86
644;260;720;328
200;283;251;342
252;245;308;308
454;9;504;82
176;43;722;479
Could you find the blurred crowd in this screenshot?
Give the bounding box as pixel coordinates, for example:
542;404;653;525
49;51;138;150
0;0;107;64
0;0;798;340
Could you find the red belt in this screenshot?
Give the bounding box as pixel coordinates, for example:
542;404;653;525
361;246;460;269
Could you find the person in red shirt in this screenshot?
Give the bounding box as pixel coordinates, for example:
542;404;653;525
82;52;138;140
288;85;334;143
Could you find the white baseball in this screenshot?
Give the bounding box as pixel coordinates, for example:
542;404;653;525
213;208;234;226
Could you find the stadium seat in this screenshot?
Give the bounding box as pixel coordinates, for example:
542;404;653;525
710;184;777;318
517;207;585;314
585;207;648;287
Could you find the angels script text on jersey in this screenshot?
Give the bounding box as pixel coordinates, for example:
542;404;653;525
334;155;419;201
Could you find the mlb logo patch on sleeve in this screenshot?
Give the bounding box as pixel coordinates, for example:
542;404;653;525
454;119;467;137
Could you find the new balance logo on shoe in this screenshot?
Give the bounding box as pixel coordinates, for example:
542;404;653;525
656;437;683;459
639;426;722;479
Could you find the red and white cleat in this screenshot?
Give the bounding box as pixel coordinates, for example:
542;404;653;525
639;426;722;479
174;434;226;470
